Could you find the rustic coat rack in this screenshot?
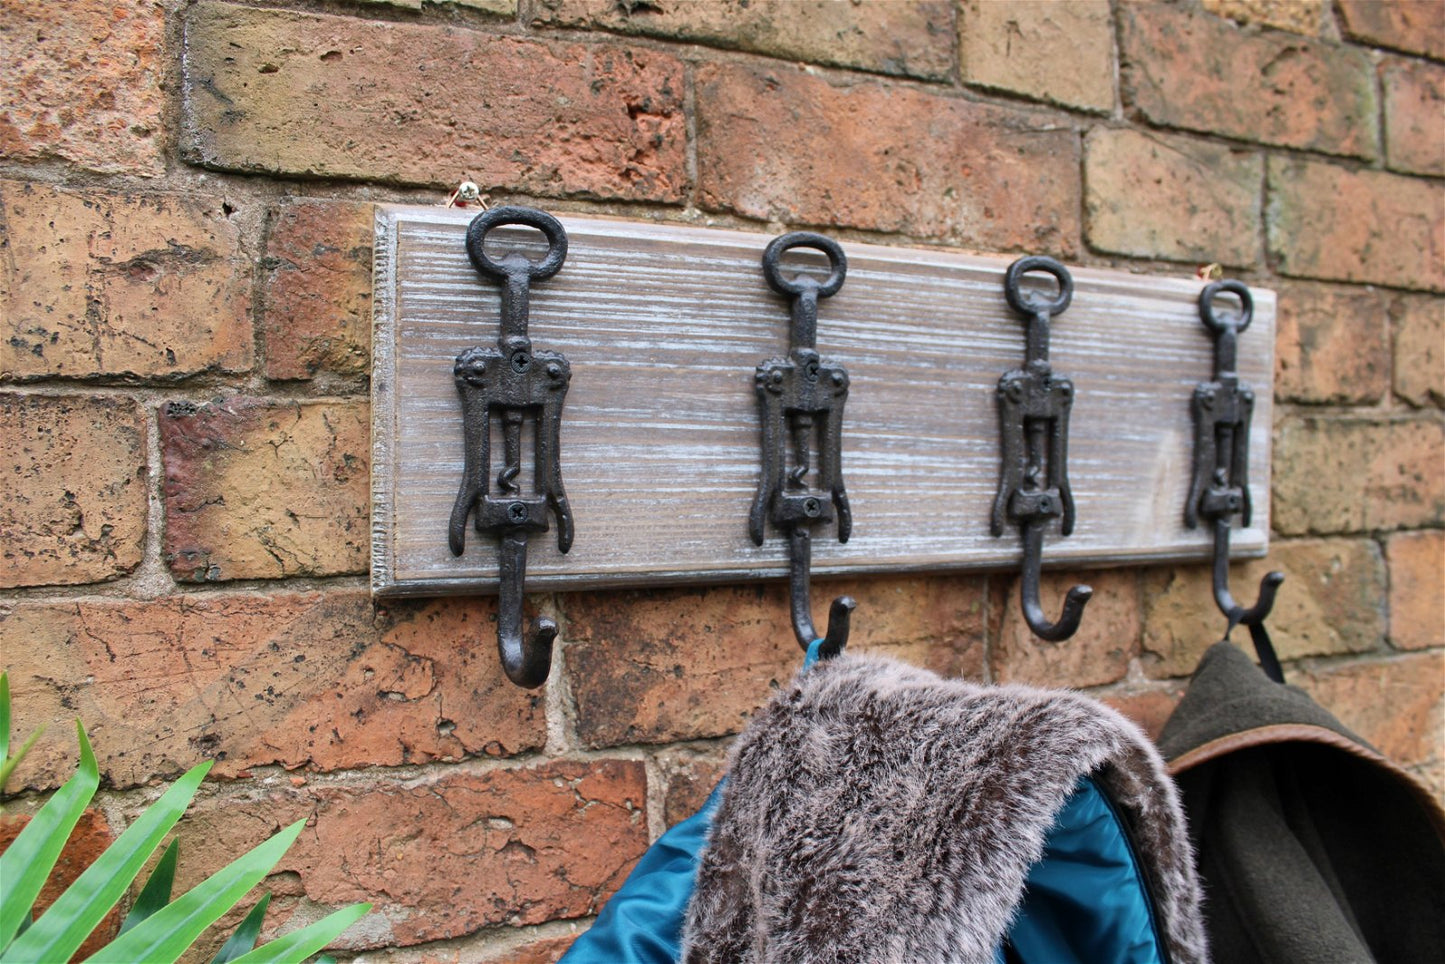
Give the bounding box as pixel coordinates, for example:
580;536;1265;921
373;207;1277;681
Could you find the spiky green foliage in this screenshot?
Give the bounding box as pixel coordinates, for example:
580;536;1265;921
0;673;370;964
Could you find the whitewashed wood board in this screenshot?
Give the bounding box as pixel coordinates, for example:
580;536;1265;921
372;207;1275;598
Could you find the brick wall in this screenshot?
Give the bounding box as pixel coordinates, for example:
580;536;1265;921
2;1;1440;960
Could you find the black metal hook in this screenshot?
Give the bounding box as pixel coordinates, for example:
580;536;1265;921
1188;280;1284;679
992;256;1093;642
449;206;574;688
752;232;855;657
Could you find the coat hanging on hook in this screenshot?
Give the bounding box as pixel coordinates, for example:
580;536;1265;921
448;206;574;688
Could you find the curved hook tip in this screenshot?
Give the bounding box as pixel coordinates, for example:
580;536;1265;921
1024;583;1093;643
500;616;557;689
1237;571;1285;627
816;595;856;660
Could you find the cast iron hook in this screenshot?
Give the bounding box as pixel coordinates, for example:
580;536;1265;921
753;232;854;656
993;256;1093;642
1189;281;1284;635
450;206;574;688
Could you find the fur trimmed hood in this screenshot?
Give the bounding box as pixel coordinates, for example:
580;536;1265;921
681;653;1207;964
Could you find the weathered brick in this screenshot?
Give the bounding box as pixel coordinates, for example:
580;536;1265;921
991;570;1141;688
263;200;374;381
174;761;648;947
959;0;1114;112
361;0;517;12
0;0;164;175
1273;416;1444;535
1382;56;1445;177
1273;281;1390;404
1386;529;1445;651
566;574;988;749
659;748;728;827
1084;128;1262;266
1;394;146;588
160;397;369;581
1141;539;1387;678
694;61;1080;253
1096;683;1188;742
1268;157;1445;292
181;2;685;201
1393;292;1445;407
0;592;545;790
0;810;119;959
1120;2;1378;159
534;0;956;82
1299;651;1444;767
1337;0;1445;60
0;182;253;380
1199;0;1327;35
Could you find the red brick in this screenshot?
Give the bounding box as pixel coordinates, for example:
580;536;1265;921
0;810;120;959
1096;683;1188;742
1273;281;1390;404
0;0;165;176
1393;292;1445;407
181;3;685;201
0;181;253;380
959;0;1114;112
160;397;369;581
1387;530;1445;651
1120;2;1378;159
1268;157;1444;292
991;569;1141;688
694;61;1081;253
534;0;956;82
1382;56;1445;177
1337;0;1445;60
263;200;374;381
1084;128;1262;266
1199;0;1327;35
1273;416;1444;535
1142;539;1387;679
1;394;147;588
173;761;648;947
0;592;545;791
566;574;988;749
659;748;727;827
1299;652;1444;767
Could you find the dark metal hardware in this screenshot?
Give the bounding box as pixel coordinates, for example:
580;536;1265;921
448;206;574;689
750;232;855;657
1188;280;1285;681
991;256;1093;642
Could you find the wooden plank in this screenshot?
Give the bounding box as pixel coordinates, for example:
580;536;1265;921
372;207;1275;598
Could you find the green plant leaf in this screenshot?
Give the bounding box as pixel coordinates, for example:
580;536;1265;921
211;893;270;964
119;838;179;937
3;760;212;964
0;674;46;795
0;722;99;952
225;903;371;964
87;820;306;964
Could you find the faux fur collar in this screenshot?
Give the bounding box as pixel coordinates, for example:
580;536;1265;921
681;653;1208;964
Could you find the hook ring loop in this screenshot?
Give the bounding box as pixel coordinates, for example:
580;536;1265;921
466;206;568;281
763;232;847;298
1004;255;1073;318
1199;279;1254;334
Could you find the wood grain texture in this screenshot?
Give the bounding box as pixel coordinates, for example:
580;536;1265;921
373;208;1275;598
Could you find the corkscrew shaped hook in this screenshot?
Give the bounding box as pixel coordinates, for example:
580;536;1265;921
751;232;855;657
991;256;1093;642
1188;280;1285;679
449;206;574;688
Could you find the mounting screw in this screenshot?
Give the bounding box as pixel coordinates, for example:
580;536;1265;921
507;502;528;523
804;497;822;517
511;351;531;373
